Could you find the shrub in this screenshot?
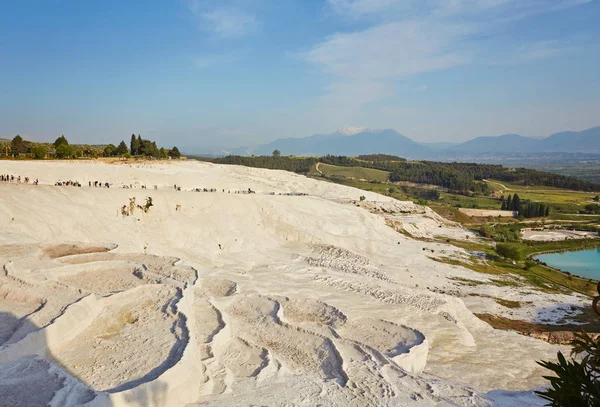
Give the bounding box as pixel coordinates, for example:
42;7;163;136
536;331;600;405
168;146;181;159
30;145;47;160
359;195;366;201
55;144;75;158
496;243;525;261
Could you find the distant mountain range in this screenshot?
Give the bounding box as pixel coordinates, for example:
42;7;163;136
223;125;600;159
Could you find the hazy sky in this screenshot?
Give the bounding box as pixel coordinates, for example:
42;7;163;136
1;0;599;151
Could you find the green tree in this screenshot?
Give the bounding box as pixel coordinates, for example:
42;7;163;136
116;140;129;156
168;146;181;159
30;145;47;160
594;195;600;202
11;135;27;156
55;144;75;158
512;193;521;212
139;140;158;157
104;144;117;157
272;149;281;157
130;134;139;155
585;204;600;214
53;135;69;148
158;147;168;159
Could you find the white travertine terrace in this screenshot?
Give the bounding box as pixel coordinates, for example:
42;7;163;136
0;160;585;406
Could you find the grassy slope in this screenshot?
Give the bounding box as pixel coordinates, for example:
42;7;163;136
310;163;595;214
309;163;600;335
315;163;390;182
482;179;596;214
312;169;599;296
439;238;600;296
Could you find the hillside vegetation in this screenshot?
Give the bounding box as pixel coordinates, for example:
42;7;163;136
206;154;600;193
0;134;180;160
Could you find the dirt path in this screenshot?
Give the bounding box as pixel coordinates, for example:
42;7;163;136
316;162;323;176
483;179;507;190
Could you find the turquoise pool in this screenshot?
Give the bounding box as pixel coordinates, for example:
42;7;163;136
535;247;600;280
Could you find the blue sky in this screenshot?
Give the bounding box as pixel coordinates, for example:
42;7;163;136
1;0;599;151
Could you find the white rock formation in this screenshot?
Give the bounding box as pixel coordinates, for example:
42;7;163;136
0;160;578;406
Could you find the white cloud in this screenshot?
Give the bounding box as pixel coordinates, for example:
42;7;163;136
188;1;259;38
305;0;589;111
327;0;591;20
304;20;473;81
200;8;258;38
487;40;570;65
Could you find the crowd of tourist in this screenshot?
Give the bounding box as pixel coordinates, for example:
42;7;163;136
1;174;37;184
3;175;307;196
55;180;82;187
89;181;110;188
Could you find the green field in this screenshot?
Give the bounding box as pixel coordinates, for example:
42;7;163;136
483;179;597;214
307;161;600;302
312;163;390;182
437;191;499;209
309;162;599;222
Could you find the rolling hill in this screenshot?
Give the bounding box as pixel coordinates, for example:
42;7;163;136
219;125;600;158
242;128;433;158
445;127;600;154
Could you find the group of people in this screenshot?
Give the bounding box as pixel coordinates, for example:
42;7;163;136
191;188;256;194
4;175;301;197
55;180;82;187
193;188;219;192
235;188;256;194
122;185;158;190
89;181;110;188
1;174;38;184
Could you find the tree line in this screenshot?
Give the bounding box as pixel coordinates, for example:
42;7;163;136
199;153;599;194
1;134;180;160
500;194;550;218
209;155;317;173
318;155;599;192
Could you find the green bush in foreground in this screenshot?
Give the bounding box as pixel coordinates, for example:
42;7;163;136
537;331;600;406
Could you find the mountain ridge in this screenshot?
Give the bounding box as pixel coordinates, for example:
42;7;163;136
219;125;600;158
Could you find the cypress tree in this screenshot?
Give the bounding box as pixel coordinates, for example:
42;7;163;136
512;194;521;212
130;134;138;155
